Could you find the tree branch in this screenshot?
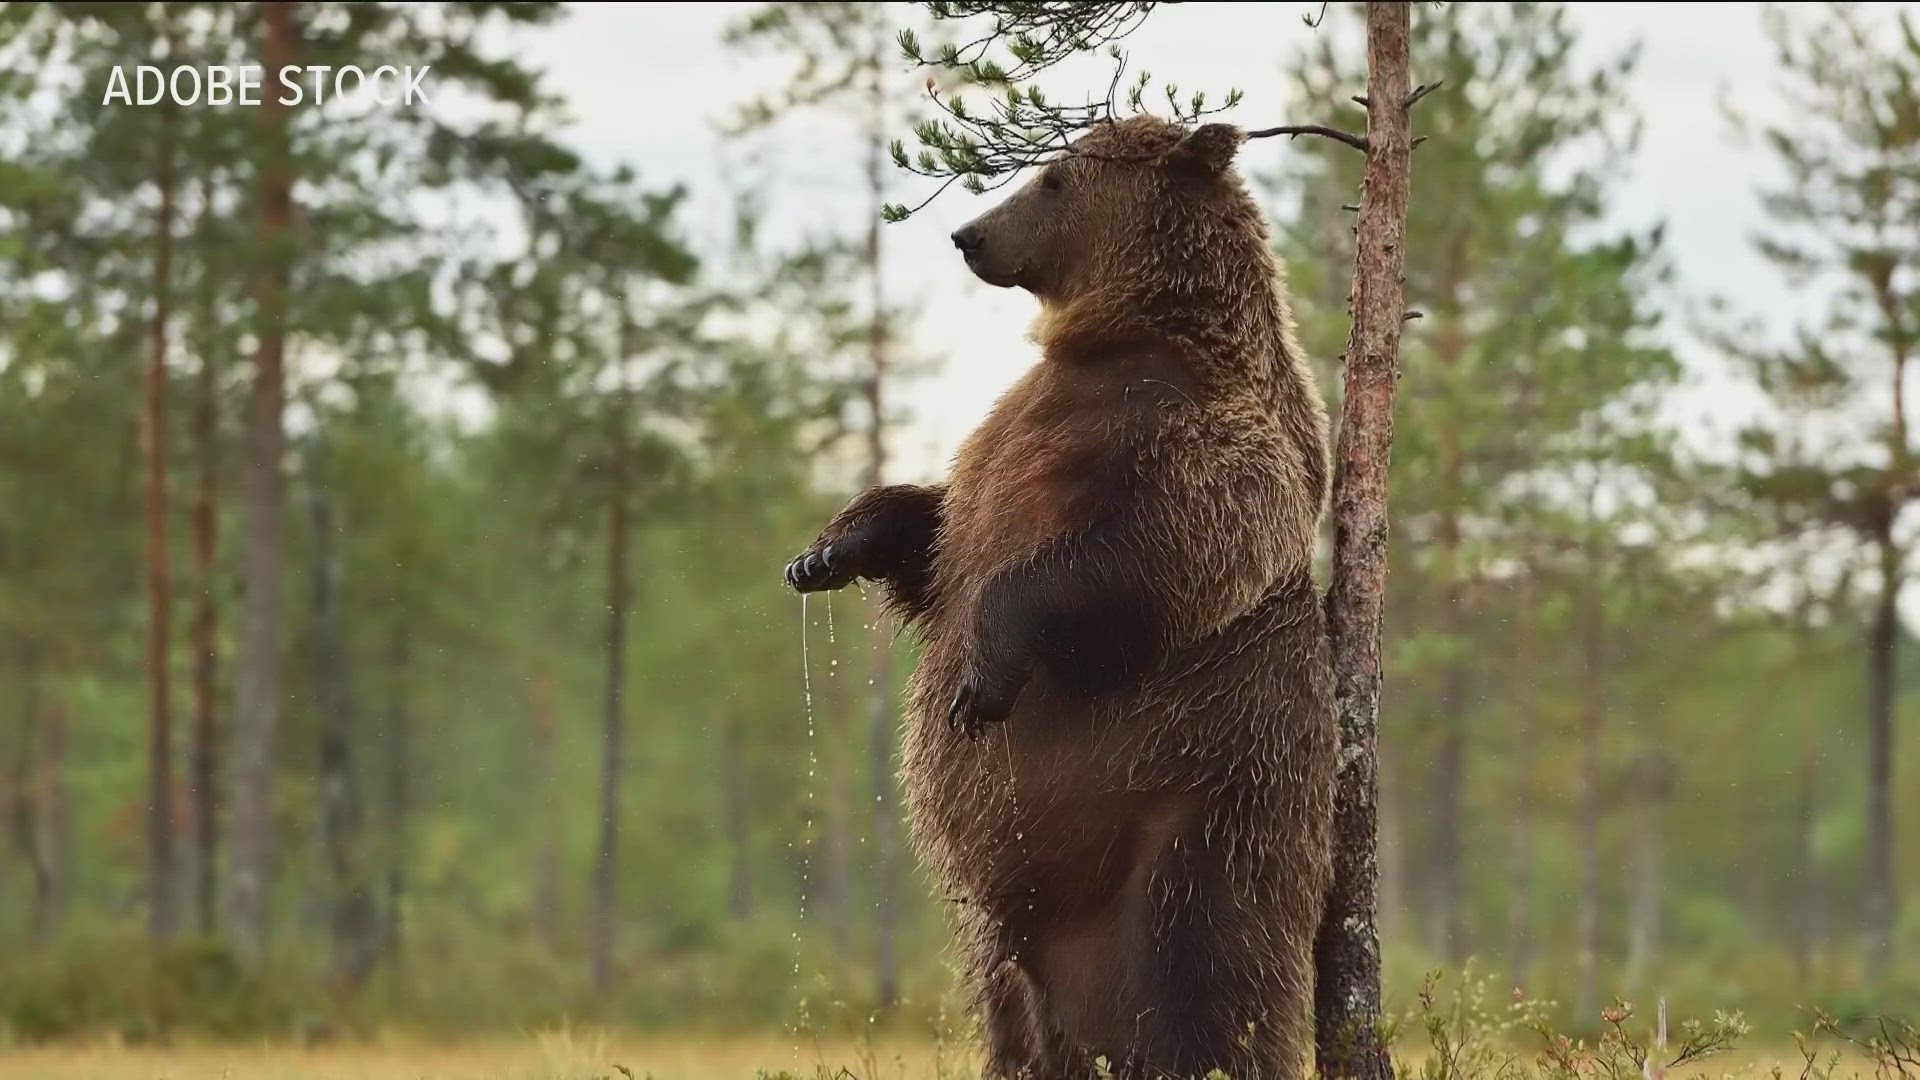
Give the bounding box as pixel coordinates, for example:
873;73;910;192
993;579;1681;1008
1246;123;1369;152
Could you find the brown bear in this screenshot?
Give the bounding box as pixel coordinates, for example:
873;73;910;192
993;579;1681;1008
784;114;1337;1080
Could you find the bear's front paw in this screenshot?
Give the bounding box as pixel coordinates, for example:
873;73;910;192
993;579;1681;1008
945;666;1026;741
783;541;855;594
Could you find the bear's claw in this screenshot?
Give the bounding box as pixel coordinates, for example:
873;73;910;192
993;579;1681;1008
784;543;849;593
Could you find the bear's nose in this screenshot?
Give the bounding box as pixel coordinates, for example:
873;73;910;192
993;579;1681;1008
950;225;984;255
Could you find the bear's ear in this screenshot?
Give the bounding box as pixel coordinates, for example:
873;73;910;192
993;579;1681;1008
1166;123;1245;178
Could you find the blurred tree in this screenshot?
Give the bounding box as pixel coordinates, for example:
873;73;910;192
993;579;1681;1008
473;164;702;992
722;0;947;1009
209;0;579;959
1719;0;1920;981
1265;0;1671;971
226;0;298;958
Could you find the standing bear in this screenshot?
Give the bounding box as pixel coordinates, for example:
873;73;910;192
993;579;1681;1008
784;114;1337;1080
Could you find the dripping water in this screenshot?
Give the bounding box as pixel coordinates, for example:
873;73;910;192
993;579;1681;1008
795;594;817;994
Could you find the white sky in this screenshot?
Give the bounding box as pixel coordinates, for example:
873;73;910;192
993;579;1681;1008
500;1;1916;486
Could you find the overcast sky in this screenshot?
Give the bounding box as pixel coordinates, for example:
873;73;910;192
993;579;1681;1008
494;1;1916;485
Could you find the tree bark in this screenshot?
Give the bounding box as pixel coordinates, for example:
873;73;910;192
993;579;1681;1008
591;372;634;995
1864;538;1899;980
309;454;374;987
189;176;222;937
1314;5;1414;1078
384;625;411;960
145;88;180;942
227;0;296;959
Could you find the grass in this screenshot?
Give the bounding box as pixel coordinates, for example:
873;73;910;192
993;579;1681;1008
4;967;1914;1080
0;1032;982;1080
0;1037;1892;1080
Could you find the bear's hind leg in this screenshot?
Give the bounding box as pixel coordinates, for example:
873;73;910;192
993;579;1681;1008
1118;836;1313;1080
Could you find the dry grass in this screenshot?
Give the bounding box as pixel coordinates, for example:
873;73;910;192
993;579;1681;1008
0;1032;982;1080
0;1039;1883;1080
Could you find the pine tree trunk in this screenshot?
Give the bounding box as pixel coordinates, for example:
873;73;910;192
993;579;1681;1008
1793;715;1821;981
591;378;633;995
1576;565;1605;1024
227;0;296;958
822;788;852;952
309;458;374;987
1428;599;1465;964
865;42;902;1013
144;92;180;942
721;715;753;923
384;626;411;960
1314;5;1414;1078
1506;569;1537;996
1426;326;1469;965
6;655;42;943
532;658;561;944
1376;746;1405;948
36;701;70;943
1625;781;1662;991
1864;539;1899;981
189;177;222;937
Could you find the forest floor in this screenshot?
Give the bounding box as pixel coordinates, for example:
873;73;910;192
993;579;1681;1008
0;1038;1879;1080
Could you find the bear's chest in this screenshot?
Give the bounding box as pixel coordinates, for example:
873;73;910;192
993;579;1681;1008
936;365;1164;590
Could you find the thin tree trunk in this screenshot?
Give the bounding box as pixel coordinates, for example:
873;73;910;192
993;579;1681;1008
1793;713;1821;981
1426;323;1469;966
591;374;633;995
1506;568;1537;995
384;625;411;960
1576;561;1605;1024
822;785;852;953
1376;747;1404;947
532;656;561;945
1625;776;1663;992
1864;539;1899;980
309;454;374;987
189;176;222;937
721;715;753;923
227;0;296;959
1314;5;1414;1078
1428;588;1466;964
36;701;70;942
6;655;42;944
145;86;180;942
865;36;902;1013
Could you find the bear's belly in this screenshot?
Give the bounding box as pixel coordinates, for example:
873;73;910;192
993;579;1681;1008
899;570;1334;910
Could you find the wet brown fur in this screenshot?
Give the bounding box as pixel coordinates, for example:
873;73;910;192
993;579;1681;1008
785;115;1336;1080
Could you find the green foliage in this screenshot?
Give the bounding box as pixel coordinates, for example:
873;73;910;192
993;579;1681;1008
883;1;1243;218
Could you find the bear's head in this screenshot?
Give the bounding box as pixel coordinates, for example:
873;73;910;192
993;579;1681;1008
947;114;1257;305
